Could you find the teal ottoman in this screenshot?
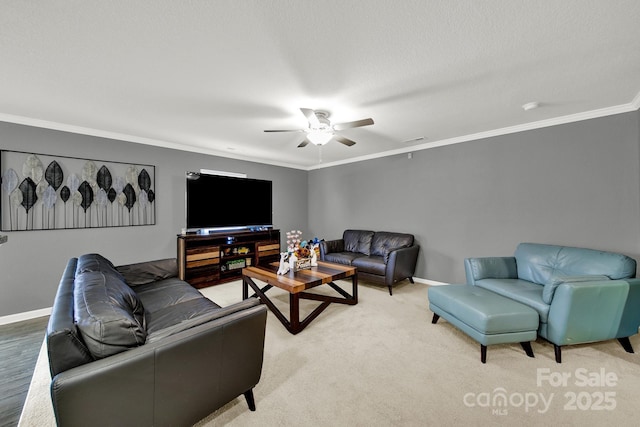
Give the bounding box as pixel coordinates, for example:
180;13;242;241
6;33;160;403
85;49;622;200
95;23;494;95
428;284;539;363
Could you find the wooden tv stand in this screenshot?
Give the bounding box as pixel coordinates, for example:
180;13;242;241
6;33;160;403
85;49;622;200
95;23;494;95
177;229;280;288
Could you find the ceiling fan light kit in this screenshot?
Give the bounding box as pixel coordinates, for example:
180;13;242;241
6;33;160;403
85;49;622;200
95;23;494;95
306;130;334;145
265;108;374;148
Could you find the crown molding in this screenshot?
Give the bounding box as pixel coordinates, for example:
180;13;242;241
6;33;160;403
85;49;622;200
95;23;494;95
0;113;308;171
2;91;639;172
308;96;640;170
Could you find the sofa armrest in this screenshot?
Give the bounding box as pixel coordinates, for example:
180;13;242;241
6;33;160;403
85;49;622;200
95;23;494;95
384;245;420;286
464;257;517;286
545;280;629;345
618;278;640;338
50;301;267;427
319;239;344;260
116;258;178;286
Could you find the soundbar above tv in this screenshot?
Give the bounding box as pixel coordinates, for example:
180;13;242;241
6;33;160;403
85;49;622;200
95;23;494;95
185;171;273;233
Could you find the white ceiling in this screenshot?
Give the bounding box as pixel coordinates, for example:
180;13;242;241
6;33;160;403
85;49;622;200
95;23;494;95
2;1;640;170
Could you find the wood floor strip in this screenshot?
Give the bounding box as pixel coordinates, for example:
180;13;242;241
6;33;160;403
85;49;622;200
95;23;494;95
0;316;49;427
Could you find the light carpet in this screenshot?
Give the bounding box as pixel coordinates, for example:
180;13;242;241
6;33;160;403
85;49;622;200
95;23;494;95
20;280;640;426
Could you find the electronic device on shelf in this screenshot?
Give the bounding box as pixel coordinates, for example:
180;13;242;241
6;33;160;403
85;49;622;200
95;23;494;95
185;172;273;233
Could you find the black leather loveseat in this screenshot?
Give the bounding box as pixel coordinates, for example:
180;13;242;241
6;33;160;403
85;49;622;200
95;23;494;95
47;253;267;427
320;230;419;295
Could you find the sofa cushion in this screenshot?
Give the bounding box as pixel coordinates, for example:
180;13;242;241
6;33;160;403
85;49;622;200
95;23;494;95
343;230;374;255
543;274;610;304
474;278;550;323
145;297;221;337
352;255;386;276
76;253;125;282
135;277;208;313
116;258;178;286
515;243;636;285
370;232;414;262
74;271;147;359
323;252;366;265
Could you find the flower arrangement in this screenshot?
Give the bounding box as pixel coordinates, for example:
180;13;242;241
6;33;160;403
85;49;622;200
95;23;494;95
285;230;321;270
287;230;321;257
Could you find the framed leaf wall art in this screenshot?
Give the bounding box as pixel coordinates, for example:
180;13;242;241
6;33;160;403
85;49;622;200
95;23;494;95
1;150;156;231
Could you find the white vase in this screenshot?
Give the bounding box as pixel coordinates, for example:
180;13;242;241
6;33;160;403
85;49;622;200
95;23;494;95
289;253;298;270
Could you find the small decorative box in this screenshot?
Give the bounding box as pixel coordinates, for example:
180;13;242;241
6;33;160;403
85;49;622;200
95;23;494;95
294;257;311;271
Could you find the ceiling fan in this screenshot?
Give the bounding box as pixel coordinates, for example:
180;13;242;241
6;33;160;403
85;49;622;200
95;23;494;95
264;108;374;148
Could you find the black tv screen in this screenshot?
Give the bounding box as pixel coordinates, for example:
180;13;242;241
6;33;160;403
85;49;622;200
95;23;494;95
185;172;273;232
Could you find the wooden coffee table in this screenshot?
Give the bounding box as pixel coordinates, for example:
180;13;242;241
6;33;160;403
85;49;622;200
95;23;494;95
242;261;358;334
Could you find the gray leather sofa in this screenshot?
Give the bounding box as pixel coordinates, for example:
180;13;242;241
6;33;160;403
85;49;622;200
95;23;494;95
47;253;267;427
320;229;419;295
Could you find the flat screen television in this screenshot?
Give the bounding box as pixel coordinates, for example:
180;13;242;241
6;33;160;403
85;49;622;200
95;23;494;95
185;172;273;233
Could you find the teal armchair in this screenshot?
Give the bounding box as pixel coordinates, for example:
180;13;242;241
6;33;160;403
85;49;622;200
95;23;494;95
465;243;640;362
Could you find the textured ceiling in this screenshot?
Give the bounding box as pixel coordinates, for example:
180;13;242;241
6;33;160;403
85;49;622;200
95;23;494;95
1;1;640;170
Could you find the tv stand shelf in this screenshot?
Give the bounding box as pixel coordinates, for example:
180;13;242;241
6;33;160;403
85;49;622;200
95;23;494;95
177;229;280;288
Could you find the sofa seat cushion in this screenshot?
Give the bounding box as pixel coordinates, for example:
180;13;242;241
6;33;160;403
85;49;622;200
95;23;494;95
474;278;550;323
146;298;257;343
145;297;220;336
74;271;147;359
323;252;366;266
352;255;386;276
116;258;178;286
343;230;375;255
135;277;207;313
370;232;414;261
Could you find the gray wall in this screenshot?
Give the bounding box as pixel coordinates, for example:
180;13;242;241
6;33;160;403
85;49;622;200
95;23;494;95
2;110;639;316
308;111;640;283
0;122;307;316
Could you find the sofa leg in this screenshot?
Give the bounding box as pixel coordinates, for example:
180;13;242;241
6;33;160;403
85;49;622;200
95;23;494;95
554;345;562;363
388;285;393;296
244;389;256;411
618;337;635;353
520;342;535;358
431;313;440;324
409;277;414;284
480;344;487;364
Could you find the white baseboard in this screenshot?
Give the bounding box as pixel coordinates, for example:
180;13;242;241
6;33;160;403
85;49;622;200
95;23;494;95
412;277;450;286
0;307;52;326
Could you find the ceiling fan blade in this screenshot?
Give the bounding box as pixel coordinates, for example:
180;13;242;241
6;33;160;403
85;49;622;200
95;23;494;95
297;139;310;148
333;118;374;131
300;108;320;127
335;135;356;147
264;129;305;133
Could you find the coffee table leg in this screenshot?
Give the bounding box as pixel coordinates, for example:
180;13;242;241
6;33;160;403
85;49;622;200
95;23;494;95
352;274;358;303
242;276;249;300
242;271;358;335
290;293;301;334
